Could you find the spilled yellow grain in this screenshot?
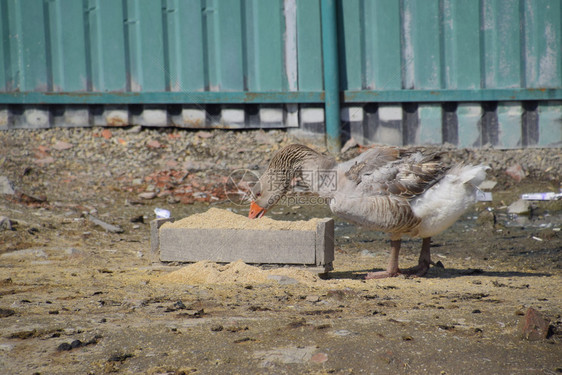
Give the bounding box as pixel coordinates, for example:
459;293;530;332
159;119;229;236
162;207;319;231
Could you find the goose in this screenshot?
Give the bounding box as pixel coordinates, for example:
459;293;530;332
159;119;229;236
248;144;488;279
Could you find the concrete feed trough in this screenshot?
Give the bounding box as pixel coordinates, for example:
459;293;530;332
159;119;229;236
151;208;334;272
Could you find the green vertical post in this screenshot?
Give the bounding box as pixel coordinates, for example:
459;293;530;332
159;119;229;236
320;0;341;153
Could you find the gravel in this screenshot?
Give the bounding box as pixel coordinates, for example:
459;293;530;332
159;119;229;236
0;126;560;206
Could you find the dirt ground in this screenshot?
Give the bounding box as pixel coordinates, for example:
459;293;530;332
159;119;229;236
0;127;561;374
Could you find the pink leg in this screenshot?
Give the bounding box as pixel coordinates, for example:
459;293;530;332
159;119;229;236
401;237;433;277
365;239;401;279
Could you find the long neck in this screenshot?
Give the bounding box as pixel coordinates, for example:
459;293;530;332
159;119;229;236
268;145;337;197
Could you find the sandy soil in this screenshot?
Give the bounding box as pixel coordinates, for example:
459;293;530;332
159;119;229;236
0;128;561;374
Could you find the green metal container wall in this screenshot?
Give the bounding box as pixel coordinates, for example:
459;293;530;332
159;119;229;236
0;0;303;95
2;0;560;97
0;0;561;147
340;0;562;97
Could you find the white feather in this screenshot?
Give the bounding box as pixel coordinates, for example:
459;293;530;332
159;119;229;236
412;165;488;238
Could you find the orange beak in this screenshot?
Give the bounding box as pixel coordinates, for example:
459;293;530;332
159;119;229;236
248;201;266;219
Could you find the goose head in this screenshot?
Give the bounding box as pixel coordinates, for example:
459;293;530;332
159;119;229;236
248;169;287;218
248;144;322;219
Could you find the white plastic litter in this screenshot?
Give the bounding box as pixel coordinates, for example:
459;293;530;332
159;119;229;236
521;192;562;201
154;208;171;219
476;190;493;202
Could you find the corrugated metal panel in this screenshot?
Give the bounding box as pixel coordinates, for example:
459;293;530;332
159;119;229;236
522;0;562;88
1;0;561;99
0;0;305;96
88;0;127;91
297;0;323;91
173;1;205;91
339;0;402;90
0;0;561;148
342;0;562;97
441;0;481;89
339;0;562;148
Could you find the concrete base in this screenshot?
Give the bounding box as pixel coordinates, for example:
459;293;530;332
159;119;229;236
150;218;174;264
151;217;334;272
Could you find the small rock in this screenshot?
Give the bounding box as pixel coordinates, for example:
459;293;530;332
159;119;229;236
8;329;38;339
127;125;142;133
248;305;270;312
70;339;83;349
167;195;180;204
520;307;551;341
56;339;87;352
138;192;157;200
195;131;213;139
225;325;248;333
52;141;73;151
0;308;15;318
332;329;354;336
34;156;55;166
315;324;332;330
0;216;13;231
101;129;112;140
64;248;81;256
210;324;224;332
378;300;398;308
177;309;204;319
310;352;328;364
36;145;50;154
506;164;525;182
146;140;162;148
360;249;376;257
57;342;73;351
130;215;144;223
507;199;531;214
267;275;298;285
0;176;15;195
306;295;320;303
233;337;255;344
0;248;47;259
15;191;47;205
87;215;124;233
478;180;497;190
0;344;14;352
254;345;316;365
108;352;134;362
326;289;357;300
